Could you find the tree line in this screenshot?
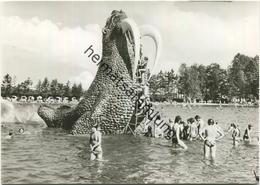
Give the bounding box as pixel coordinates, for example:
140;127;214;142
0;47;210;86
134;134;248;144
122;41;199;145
149;53;259;103
1;76;84;99
1;53;259;103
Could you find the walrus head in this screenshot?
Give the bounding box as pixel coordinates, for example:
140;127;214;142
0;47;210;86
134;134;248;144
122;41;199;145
37;10;162;134
101;10;161;80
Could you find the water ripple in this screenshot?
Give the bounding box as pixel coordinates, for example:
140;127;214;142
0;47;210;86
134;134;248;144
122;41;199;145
1;106;259;183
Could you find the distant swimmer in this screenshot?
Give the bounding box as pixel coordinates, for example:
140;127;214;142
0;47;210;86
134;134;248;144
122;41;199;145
18;127;31;135
1;123;8;128
171;116;188;150
18;128;24;134
5;130;14;139
243;124;252;143
199;119;224;161
89;125;103;161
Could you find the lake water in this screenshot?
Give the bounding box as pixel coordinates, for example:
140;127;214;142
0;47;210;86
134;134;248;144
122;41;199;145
1;105;259;183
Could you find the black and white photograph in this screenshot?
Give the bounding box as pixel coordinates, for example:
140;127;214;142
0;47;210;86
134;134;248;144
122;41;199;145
1;1;259;184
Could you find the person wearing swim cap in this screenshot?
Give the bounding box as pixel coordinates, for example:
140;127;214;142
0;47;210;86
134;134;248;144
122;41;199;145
18;127;24;134
199;119;224;160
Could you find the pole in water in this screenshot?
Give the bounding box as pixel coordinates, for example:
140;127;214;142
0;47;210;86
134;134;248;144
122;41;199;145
253;170;259;181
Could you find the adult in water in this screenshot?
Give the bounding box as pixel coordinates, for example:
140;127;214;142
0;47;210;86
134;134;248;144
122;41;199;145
199;119;224;161
172;115;188;150
89;125;103;161
243;124;252;143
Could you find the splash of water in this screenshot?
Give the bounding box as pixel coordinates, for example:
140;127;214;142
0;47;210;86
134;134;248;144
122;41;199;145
1;98;41;123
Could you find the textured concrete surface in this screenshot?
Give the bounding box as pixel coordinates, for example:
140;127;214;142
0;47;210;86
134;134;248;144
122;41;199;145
38;10;138;134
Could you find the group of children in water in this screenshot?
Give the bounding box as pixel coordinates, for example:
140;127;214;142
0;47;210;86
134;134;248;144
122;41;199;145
4;115;254;162
228;122;253;146
144;114;254;160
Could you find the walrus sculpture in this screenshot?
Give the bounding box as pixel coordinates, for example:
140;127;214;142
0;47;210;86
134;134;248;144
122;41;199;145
38;10;161;134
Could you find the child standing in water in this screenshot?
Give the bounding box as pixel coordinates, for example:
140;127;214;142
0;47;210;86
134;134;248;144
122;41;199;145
188;118;198;140
232;124;240;147
195;115;205;135
89;125;103;161
172;116;188;150
199;119;224;161
243;124;252;143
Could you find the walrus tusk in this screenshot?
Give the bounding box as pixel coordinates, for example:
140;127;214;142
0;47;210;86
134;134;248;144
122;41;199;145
139;25;162;80
119;18;141;79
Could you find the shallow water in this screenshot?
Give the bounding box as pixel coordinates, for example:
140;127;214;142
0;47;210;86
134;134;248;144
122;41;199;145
1;105;259;183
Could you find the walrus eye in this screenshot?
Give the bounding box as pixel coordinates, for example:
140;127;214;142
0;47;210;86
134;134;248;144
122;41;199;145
102;28;108;35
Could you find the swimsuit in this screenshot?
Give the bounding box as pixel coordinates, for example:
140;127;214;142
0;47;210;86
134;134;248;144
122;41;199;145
204;140;215;147
90;133;102;154
243;135;249;140
243;129;249;140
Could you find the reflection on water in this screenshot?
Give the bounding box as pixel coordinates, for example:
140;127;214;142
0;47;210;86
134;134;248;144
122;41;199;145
1;106;259;183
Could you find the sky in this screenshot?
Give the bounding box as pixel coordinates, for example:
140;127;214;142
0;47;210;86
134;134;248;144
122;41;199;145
0;1;259;89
